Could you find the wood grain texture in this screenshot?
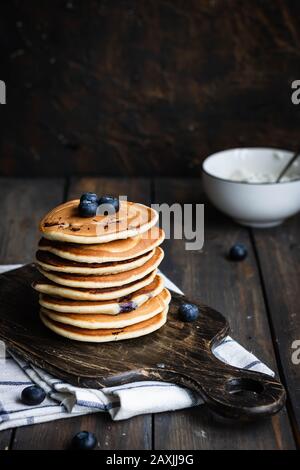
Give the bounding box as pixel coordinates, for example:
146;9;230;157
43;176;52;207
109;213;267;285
1;1;300;177
0;177;64;448
0;178;65;264
252;216;300;446
153;178;295;449
0;430;12;451
11;413;151;451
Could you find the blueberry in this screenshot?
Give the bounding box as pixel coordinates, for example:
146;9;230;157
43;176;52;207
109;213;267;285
97;195;120;215
120;301;135;313
78;200;98;217
179;303;199;322
21;385;46;406
229;243;248;261
71;431;97;450
80;192;98;204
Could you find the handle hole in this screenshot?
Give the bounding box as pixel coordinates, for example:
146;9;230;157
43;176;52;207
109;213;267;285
226;378;264;397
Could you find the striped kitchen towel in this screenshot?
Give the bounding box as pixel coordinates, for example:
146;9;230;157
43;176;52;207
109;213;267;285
0;265;273;431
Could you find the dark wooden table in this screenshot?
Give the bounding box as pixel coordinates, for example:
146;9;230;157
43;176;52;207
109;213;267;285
0;177;299;450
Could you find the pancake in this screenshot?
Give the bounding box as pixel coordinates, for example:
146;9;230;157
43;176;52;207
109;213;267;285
35;249;155;275
32;269;157;301
39;200;158;244
38;274;165;314
37;247;164;288
38;226;164;264
40;307;168;342
40;289;171;329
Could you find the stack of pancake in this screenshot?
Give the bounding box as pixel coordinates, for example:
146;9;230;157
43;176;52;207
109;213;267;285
32;199;170;342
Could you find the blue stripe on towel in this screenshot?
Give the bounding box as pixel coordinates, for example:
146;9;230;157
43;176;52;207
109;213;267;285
76;400;117;411
109;383;178;393
0;381;32;386
244;360;261;370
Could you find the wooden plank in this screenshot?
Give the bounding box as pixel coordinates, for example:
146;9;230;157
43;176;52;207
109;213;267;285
0;430;12;450
1;2;300;178
0;178;65;264
0;177;64;449
252;216;300;445
153;178;295;450
12;414;151;450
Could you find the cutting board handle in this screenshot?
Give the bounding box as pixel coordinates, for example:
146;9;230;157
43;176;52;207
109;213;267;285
155;292;286;419
196;369;285;419
157;365;286;420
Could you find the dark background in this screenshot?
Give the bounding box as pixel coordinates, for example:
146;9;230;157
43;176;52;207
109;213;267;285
0;0;299;177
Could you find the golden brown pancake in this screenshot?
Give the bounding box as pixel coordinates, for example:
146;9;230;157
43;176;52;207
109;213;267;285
32;270;157;301
39;200;158;244
35;249;155;275
37;247;164;288
40;307;168;342
40;289;171;329
38;226;164;263
38;274;165;314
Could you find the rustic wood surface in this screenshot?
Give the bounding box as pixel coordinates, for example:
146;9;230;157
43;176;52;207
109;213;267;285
153;178;296;450
0;177;298;449
252;218;300;446
1;1;300;177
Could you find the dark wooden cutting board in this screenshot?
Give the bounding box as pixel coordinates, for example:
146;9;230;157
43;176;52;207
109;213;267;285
0;264;285;420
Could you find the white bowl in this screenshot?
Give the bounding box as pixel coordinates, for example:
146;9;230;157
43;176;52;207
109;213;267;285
202;148;300;228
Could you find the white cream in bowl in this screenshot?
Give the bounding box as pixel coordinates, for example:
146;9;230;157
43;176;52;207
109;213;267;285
229;151;299;183
202;148;300;228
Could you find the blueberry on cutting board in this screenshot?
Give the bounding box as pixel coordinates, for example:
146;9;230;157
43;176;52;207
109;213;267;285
21;385;46;406
229;243;248;261
179;303;200;322
71;431;98;450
